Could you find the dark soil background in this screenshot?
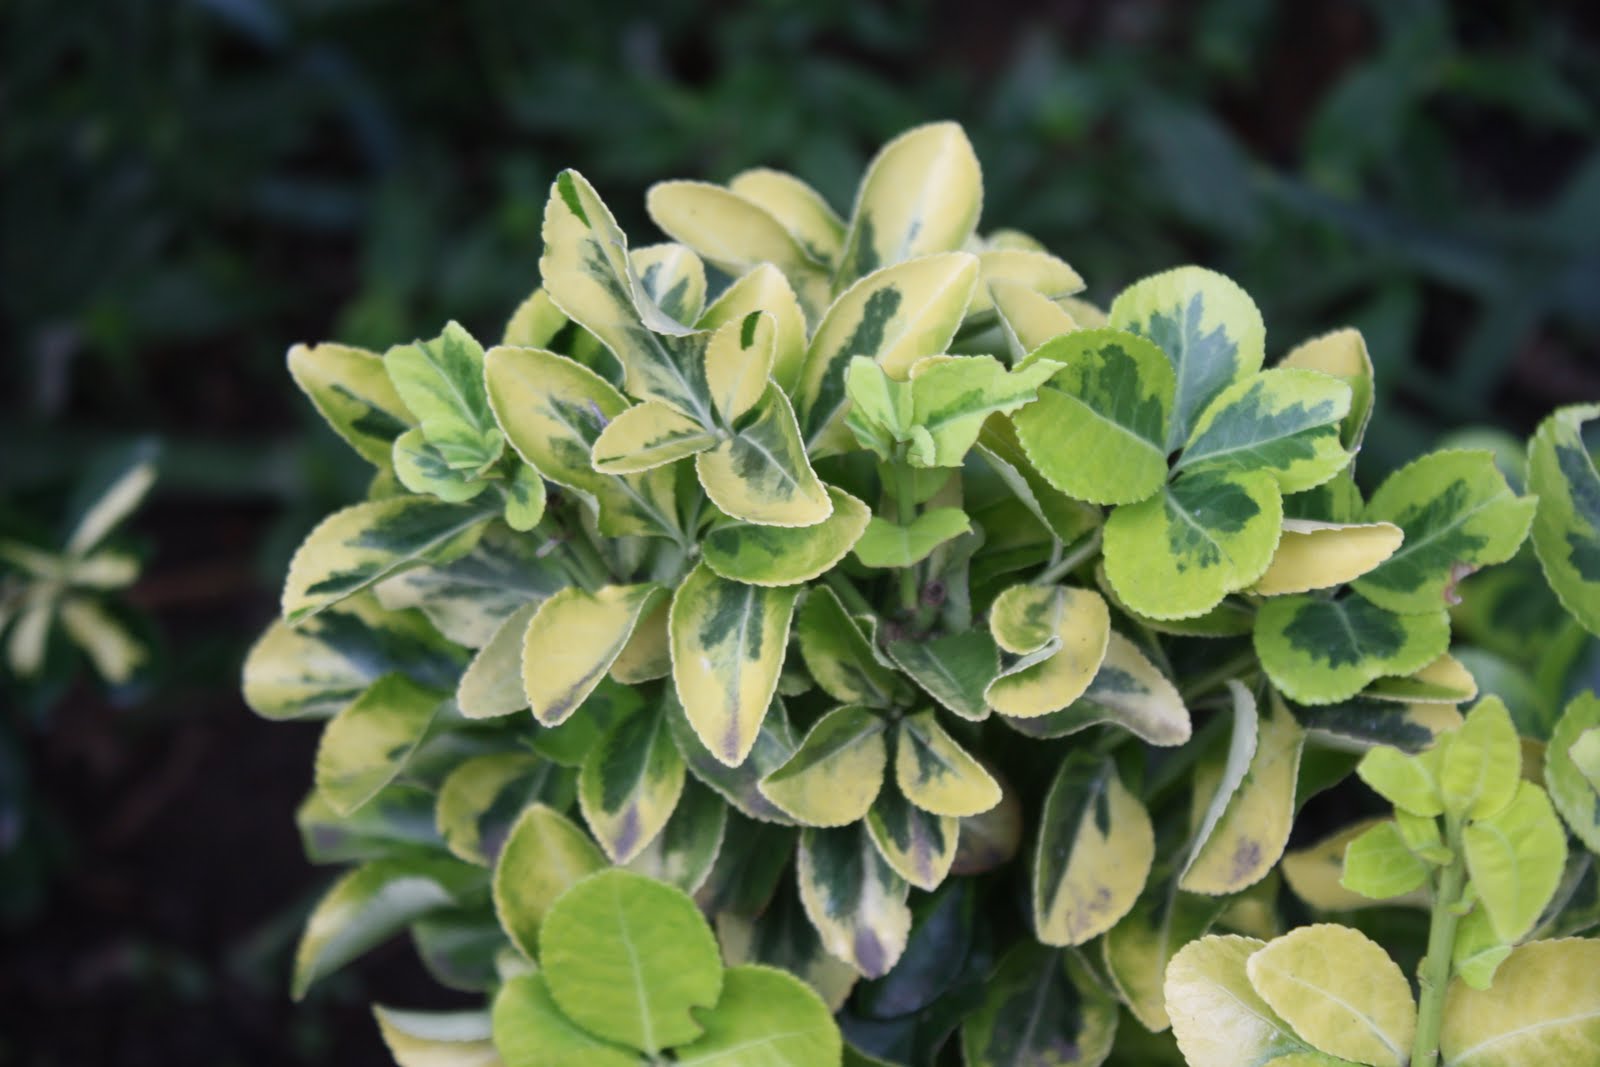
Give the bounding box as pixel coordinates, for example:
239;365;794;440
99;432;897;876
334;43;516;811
3;1;1599;1063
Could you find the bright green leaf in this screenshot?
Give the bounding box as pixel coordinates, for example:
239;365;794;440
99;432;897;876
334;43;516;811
492;805;606;959
703;487;870;587
1462;780;1568;943
1527;403;1600;636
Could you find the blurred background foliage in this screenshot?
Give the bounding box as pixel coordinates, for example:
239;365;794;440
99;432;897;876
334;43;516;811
2;0;1598;1063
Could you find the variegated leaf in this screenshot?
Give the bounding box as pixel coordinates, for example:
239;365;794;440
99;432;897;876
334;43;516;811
314;673;445;816
1034;753;1153;946
985;585;1111;718
610;595;671;684
967;249;1084;316
702;486;870;586
281;497;494;624
1102;886;1228;1032
894;711;1000;817
296;782;441;864
578;704;686;864
244;594;464;721
624;777;726;893
864;779;959;891
666;692;798;824
591;399;719;473
373;525;564;648
1252;519;1404;596
1355;449;1536;614
899;354;1058;467
1163;935;1316;1067
436;752;570;866
1102;468;1283;620
1003;631;1191;746
695;385;831;527
1255;594;1451;706
717;880;858;1012
975;419;1101;544
374;1005;501;1067
989;277;1080;362
1279;327;1375;451
631;241;707;325
646;179;832;319
960;946;1118;1067
705;310;776;425
1012;327;1176;505
797;823;912;978
1177;368;1352;493
834;121;982;288
728;167;846;270
697;263;808;394
500;464;547;531
501;286;569;348
1528;403;1600;635
884;630;999;721
1109;265;1266;450
287;341;412;468
522;583;666;725
384;322;504;472
669;563;799;766
758;704;887;826
491;804;605;958
796;253;979;452
484;345;682;539
1361;652;1478;704
1181;692;1305;895
796;585;908;710
1547;691;1600;852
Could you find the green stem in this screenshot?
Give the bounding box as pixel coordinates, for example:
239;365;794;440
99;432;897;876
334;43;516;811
1412;823;1467;1067
564;530;616;587
890;458;920;615
1033;529;1103;587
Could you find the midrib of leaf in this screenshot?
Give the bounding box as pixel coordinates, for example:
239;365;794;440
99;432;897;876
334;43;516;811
677;1028;818;1066
612;880;657;1054
1263;965;1403;1064
1450;1006;1600;1063
1051;384;1165;455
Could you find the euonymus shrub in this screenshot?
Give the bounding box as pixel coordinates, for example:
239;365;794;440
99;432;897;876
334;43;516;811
245;123;1600;1066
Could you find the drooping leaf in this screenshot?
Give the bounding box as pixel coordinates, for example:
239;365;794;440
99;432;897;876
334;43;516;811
502;287;569;349
374;1005;502;1067
1033;753;1153;946
287;342;412;469
967;248;1084;316
384;322;504;472
853;509;972;569
623;777;726;894
1180;680;1259;883
834;122;982;288
702;487;871;586
1103;887;1228;1032
960;945;1118;1067
1176;368;1352;493
1012;327;1175;505
1462;780;1568;943
1361;652;1479;705
491;971;638;1067
1278;327;1374;451
989;277;1081;360
484;345;681;539
696;386;832;527
1254;594;1451;705
456;601;540;719
645;180;832;319
884;630;999;722
675;965;843;1067
491;805;605;959
281;497;494;624
540;869;722;1054
864;780;960;891
985;585;1111;718
1103;469;1282;620
1245;924;1415;1067
667;692;799;824
1527;403;1600;635
893;712;1000;817
758;704;888;826
728;167;846;271
590;400;719;473
1164;935;1313;1067
578;705;686;863
523;584;666;726
796;253;979;452
1354;450;1536;614
1109;266;1265;451
1001;631;1191;746
293;856;480;999
244;595;464;721
314;674;444;816
669;563;799;766
797;823;912;978
1546;691;1600;852
1438;939;1600;1066
1180;692;1304;895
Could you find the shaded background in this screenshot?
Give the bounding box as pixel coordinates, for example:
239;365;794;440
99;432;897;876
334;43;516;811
3;0;1599;1063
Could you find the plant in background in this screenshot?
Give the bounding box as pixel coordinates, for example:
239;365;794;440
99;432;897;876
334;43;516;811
246;123;1600;1066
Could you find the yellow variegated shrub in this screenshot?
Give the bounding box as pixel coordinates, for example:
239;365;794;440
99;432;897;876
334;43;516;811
248;122;1600;1067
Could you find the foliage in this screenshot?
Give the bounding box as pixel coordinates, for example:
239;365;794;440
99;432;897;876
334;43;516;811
249;121;1600;1067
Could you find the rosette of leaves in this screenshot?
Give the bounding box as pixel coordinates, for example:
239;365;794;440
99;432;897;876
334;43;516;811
0;439;159;697
249;120;1591;1067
